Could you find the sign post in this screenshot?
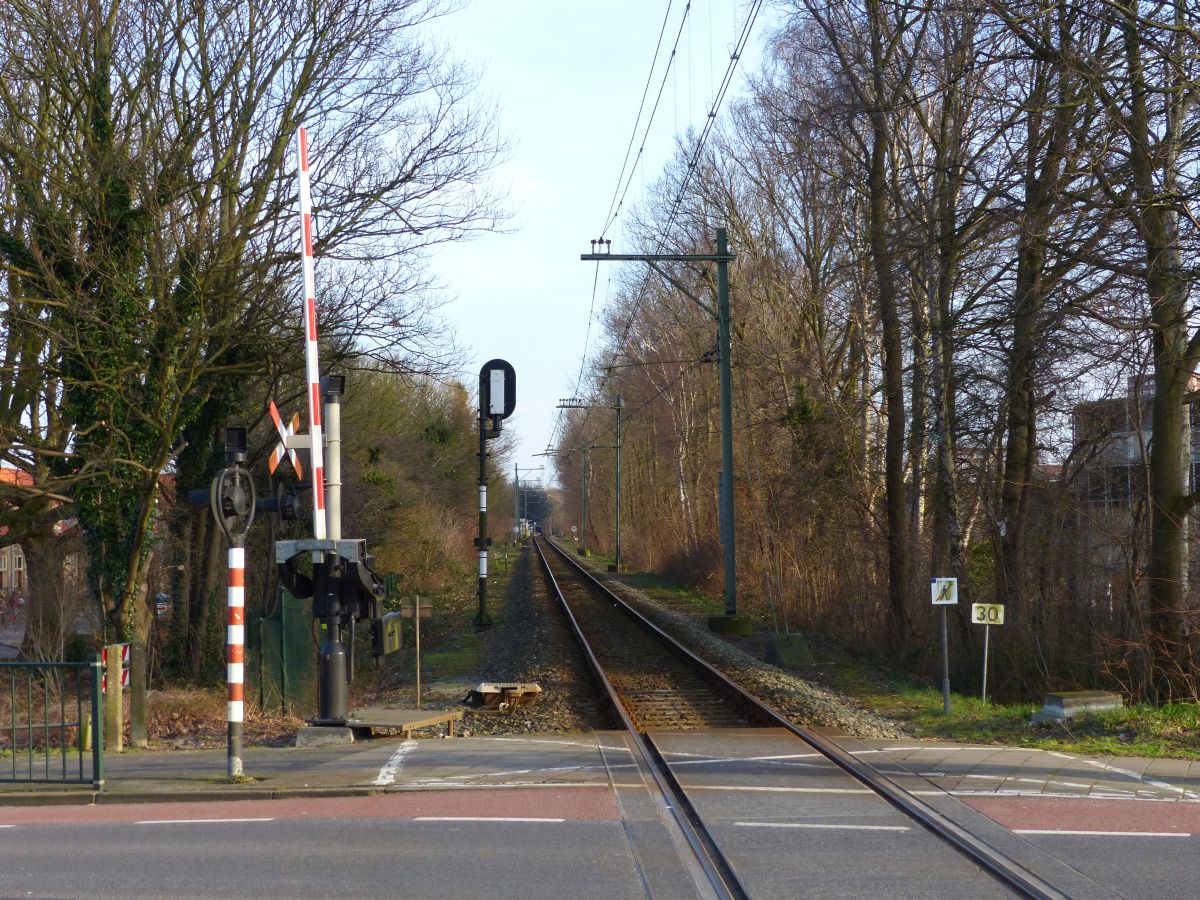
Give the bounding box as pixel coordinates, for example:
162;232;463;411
971;603;1005;702
402;597;433;707
931;577;958;714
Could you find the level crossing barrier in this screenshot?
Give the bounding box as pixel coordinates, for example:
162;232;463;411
0;656;103;788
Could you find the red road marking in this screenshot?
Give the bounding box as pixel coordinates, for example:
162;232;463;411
0;787;620;827
965;796;1200;834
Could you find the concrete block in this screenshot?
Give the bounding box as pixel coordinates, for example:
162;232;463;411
708;614;753;637
1032;690;1123;723
294;725;356;748
765;634;815;668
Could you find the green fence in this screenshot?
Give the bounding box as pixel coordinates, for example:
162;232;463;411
249;591;317;719
249;580;403;718
0;657;103;788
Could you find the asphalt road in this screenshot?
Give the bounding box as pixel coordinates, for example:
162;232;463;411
5;731;1200;898
0;791;643;900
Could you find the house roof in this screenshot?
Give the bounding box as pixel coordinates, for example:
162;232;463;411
0;467;33;487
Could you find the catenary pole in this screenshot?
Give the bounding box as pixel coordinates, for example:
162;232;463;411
581;231;736;612
614;394;623;571
715;228;736;615
581;448;589;555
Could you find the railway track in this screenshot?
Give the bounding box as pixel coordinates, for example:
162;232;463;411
536;540;770;732
532;535;1066;900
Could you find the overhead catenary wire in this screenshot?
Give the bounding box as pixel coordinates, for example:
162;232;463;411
558;2;764;461
558;4;700;454
598;0;765;397
598;1;679;239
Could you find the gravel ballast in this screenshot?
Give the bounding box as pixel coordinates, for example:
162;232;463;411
454;541;905;741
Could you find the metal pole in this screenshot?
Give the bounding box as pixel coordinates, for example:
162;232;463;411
316;383;348;721
614;394;623;571
415;599;422;710
716;227;737;616
227;539;245;777
580;449;589;555
982;624;990;703
514;463;520;542
325;391;342;541
941;606;952;714
473;408;491;627
90;654;104;789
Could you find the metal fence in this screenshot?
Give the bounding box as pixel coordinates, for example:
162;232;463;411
250;592;317;719
0;657;103;788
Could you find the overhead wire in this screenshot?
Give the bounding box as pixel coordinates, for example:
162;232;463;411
601;0;764;393
555;1;697;452
556;0;764;461
597;2;696;242
599;1;677;239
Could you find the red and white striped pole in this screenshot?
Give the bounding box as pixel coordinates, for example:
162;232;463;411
227;543;245;777
296;126;326;542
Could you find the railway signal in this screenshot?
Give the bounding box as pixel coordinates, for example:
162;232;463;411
474;358;517;628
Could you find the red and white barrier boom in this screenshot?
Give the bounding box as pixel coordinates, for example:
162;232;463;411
297;126;327;541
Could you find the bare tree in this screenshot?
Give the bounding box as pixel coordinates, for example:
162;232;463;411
0;0;504;640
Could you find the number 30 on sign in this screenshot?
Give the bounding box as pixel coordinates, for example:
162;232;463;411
971;603;1005;625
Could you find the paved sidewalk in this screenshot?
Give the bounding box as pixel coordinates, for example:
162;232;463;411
0;733;616;806
841;737;1200;802
4;729;1198;810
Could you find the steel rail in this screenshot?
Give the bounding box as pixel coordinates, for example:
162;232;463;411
538;537;1066;900
532;537;749;900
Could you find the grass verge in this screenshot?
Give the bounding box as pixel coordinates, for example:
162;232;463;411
565;540;1200;761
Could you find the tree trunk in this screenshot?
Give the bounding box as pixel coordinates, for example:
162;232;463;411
868;104;910;647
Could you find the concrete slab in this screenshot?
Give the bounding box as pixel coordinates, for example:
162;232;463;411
295;725;357;747
350;706;463;737
1033;690;1123;723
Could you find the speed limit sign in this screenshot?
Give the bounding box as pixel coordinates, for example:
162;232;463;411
971;603;1005;626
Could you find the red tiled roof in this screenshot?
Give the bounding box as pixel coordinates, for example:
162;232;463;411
0;467;32;487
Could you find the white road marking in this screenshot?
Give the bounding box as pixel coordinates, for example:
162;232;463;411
413;816;565;823
0;825;14;828
406;762;619;783
735;821;911;831
856;744;1200;801
1015;829;1191;837
487;737;600;749
136;818;274;825
371;738;418;786
684;785;872;794
660;751;823;764
1047;751;1200;801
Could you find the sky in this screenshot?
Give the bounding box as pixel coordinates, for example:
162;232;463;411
426;1;777;488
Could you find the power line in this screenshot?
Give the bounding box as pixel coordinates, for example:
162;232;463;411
598;1;678;238
598;2;695;241
601;0;764;394
558;2;764;460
